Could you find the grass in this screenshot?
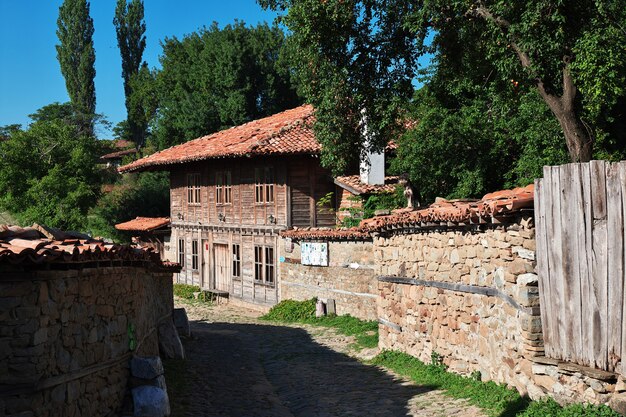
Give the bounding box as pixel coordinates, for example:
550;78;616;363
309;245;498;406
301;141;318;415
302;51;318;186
173;284;201;299
370;350;620;417
260;298;379;349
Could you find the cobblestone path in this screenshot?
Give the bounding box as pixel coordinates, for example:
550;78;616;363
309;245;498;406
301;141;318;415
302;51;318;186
166;301;486;417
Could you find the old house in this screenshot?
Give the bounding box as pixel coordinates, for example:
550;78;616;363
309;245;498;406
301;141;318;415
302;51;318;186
119;105;398;309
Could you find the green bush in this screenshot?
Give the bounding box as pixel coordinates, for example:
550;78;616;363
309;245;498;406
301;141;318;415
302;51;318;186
518;399;620;417
261;298;317;322
173;284;200;300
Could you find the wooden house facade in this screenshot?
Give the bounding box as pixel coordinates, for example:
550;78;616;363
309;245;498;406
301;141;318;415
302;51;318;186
120;105;337;308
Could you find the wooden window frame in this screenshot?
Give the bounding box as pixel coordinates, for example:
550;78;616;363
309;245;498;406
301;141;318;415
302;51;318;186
191;240;199;270
254;166;274;204
232;243;241;279
216;170;232;205
187;173;201;205
254;245;275;285
178;239;185;268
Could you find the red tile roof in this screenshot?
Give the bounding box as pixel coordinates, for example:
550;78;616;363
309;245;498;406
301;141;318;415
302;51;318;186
0;224;178;270
281;185;534;240
334;175;400;195
115;217;170;232
119;105;318;173
281;227;371;241
360;184;534;231
100;148;138;160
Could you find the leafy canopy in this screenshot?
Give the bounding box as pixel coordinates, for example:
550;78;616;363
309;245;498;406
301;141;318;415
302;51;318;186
152;21;301;150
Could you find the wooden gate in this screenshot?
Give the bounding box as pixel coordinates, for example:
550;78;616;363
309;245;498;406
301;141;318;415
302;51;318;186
535;161;626;374
213;244;230;292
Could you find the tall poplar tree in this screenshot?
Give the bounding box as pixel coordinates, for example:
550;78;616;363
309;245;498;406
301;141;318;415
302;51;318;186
56;0;96;136
114;0;147;148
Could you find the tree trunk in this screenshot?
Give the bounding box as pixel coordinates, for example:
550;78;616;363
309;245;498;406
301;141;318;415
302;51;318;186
550;105;593;163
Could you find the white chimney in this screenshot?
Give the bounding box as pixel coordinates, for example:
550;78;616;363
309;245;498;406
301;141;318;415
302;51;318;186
359;109;385;185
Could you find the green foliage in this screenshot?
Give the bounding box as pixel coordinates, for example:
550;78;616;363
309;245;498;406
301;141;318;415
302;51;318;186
372;351;620;417
0;115;99;230
87;171;169;241
519;399;620;417
261;298;379;349
262;0;626;173
371;350;526;416
391;88;569;203
114;0;147;148
152;21;301;150
56;0;96;135
262;298;317;322
362;187;405;218
173;284;201;300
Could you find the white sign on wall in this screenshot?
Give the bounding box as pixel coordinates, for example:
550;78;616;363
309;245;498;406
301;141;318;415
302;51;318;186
301;242;328;266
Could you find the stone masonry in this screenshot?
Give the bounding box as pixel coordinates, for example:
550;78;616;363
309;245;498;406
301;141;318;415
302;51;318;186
279;240;378;320
375;218;626;407
0;266;174;417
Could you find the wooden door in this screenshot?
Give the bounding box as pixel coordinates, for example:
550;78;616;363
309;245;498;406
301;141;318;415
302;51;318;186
213;244;230;292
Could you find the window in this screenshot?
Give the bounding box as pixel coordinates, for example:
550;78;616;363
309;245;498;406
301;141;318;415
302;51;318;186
178;239;185;267
264;247;274;284
232;244;241;278
254;167;274;203
254;245;275;285
216;171;232;205
187;173;201;204
191;240;199;270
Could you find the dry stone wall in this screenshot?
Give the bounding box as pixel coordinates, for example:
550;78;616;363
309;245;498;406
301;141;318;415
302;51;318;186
279;240;378;320
0;265;174;417
375;218;626;407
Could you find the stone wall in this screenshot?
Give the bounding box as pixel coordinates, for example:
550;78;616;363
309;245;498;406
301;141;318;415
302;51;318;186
0;265;174;417
279;239;378;320
375;218;626;407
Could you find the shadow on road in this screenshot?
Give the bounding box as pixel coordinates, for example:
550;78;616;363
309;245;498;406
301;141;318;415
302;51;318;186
165;319;434;417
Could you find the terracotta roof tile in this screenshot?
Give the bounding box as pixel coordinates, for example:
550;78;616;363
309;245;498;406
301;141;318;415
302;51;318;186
0;224;178;270
281;227;370;241
119;105;318;173
360;184;534;231
115;217;170;232
334;175;400;195
100;148;138;160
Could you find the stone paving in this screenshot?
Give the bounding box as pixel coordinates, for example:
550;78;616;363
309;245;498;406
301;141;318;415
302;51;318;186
166;300;486;417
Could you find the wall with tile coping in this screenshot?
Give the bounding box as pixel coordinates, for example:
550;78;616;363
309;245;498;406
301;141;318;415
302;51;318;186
375;218;626;408
278;239;378;320
0;265;174;417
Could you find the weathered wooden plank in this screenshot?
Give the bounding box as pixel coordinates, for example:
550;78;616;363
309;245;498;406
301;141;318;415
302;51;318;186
606;162;624;372
590;160;609;370
535;177;554;356
579;162;595;367
619;162;626;376
545;165;565;359
561;163;583;363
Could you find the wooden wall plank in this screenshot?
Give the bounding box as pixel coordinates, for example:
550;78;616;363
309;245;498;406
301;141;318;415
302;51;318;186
579;162;595;366
534;177;554;355
606;162;624;371
590;160;609;370
561;163;583;363
548;165;566;360
619;161;626;376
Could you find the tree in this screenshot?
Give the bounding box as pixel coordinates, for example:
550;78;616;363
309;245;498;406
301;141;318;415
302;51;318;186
261;0;626;167
114;0;147;148
0;110;100;230
56;0;97;136
152;22;301;150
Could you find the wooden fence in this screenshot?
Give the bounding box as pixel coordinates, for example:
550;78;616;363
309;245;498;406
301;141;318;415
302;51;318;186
535;161;626;374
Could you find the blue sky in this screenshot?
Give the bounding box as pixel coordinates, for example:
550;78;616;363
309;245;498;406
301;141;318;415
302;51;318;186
0;1;277;138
